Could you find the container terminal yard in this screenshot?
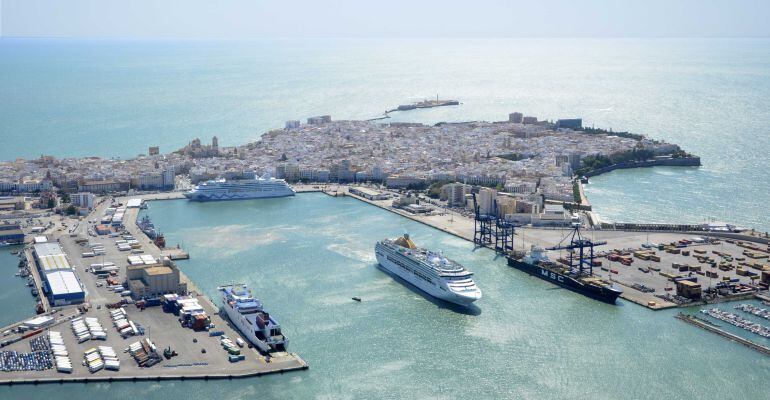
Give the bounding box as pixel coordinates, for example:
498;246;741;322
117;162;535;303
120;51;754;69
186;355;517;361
0;195;307;385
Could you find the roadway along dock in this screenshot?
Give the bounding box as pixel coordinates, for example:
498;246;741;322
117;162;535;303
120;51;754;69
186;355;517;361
675;313;770;357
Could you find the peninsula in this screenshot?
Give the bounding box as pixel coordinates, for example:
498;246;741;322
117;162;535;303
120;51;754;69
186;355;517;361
0;110;699;212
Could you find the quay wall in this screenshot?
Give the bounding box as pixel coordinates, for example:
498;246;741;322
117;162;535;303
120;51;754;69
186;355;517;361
0;362;310;386
340;190;473;243
583;156;701;178
600;223;769;245
676;313;770;357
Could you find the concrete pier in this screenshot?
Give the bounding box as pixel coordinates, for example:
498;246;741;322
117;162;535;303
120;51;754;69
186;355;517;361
23;247;51;313
675;313;770;356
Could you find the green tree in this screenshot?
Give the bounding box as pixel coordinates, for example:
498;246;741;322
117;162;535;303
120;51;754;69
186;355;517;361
427;182;446;199
59;191;70;203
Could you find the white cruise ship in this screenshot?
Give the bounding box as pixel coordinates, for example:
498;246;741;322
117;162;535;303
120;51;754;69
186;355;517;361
375;234;482;306
218;284;288;353
184;175;295;201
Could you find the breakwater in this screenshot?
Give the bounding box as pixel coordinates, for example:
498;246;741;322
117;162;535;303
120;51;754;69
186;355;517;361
368;99;460;120
676;313;770;357
598;223;770;245
583;156;701;178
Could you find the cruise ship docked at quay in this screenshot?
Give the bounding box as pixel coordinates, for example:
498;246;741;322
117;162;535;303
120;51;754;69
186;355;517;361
218;284;288;353
184;175;295;201
375;234;482;306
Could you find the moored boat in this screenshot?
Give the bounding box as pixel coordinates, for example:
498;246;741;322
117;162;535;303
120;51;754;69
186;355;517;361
218;283;288;353
185;174;295;202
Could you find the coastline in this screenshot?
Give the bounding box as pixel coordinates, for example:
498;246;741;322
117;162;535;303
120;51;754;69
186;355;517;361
582;156;701;178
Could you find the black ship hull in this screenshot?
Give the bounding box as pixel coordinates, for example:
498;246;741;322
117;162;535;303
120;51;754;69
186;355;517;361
507;257;622;304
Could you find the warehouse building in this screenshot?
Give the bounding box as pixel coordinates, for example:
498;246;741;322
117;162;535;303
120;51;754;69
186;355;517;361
45;270;85;305
33;241;85;305
0;197;24;211
0;223;24;244
126;198;143;208
126;258;187;299
349;186;388;200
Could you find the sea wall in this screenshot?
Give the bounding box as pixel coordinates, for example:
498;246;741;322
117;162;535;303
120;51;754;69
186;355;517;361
583;157;701;178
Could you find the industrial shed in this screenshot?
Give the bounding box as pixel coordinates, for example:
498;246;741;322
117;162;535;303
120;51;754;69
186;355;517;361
45;270;85;305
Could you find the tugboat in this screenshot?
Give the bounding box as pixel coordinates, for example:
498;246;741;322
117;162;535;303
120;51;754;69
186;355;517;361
507;224;622;304
154;234;166;249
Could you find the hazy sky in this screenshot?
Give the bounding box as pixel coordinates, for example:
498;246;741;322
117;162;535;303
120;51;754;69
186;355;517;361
1;0;769;39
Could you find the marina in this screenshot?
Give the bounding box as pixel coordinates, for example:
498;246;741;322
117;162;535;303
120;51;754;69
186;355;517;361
735;303;770;321
700;308;770;338
676;313;770;357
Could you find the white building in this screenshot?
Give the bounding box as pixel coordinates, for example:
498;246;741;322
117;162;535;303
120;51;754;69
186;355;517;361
71;192;96;209
445;183;470;207
477;188;497;216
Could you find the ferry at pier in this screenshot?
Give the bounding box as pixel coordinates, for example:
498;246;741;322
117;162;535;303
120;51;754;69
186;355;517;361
184;175;294;201
375;234;482;306
218;284;288;353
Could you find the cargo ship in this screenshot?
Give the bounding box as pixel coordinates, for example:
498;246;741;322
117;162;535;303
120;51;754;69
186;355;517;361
218;284;288;353
507;226;621;304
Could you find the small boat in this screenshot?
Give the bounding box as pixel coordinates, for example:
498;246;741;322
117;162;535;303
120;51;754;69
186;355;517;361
154;234;166;248
352;297;362;302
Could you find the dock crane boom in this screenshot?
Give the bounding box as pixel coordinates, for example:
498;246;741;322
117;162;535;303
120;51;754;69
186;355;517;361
546;223;606;276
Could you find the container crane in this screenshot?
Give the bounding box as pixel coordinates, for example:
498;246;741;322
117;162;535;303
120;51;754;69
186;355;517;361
546;223;606;276
471;192;494;246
